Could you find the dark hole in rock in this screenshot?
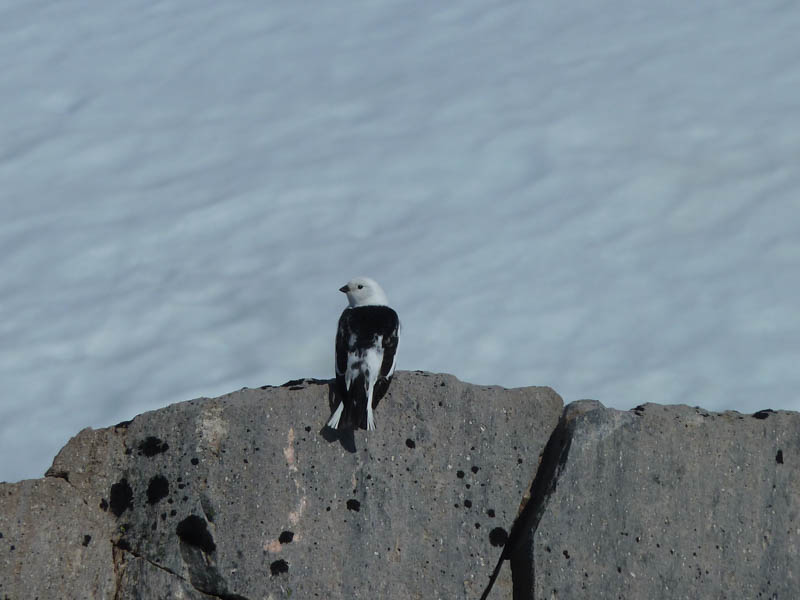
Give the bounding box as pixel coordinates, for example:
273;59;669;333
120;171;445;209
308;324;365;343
279;531;294;544
489;527;508;547
776;450;784;464
147;475;169;505
487;509;496;518
456;470;465;479
176;515;216;554
138;436;169;457
109;479;133;517
82;535;91;547
191;458;199;465
563;549;570;559
471;466;479;474
405;438;416;449
752;409;775;420
270;559;289;576
346;499;361;512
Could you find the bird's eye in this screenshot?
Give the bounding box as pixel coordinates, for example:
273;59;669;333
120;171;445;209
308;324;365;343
357;284;363;289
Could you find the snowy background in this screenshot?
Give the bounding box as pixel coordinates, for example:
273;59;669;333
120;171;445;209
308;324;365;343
2;1;799;482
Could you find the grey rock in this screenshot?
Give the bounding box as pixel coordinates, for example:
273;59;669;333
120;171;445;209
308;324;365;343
0;478;116;599
113;549;213;600
525;401;800;600
8;373;796;600
1;371;562;599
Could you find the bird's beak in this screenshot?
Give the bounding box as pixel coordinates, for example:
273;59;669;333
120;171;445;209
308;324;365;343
339;285;349;293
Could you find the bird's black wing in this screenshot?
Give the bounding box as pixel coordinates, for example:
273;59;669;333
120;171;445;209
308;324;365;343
334;309;354;412
372;306;399;408
377;307;399;378
335;309;351;380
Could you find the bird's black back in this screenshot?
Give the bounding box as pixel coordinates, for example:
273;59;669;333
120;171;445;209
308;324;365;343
335;305;399;428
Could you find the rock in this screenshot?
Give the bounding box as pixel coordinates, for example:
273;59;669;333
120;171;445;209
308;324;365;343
1;371;563;599
0;478;116;599
523;401;800;599
6;373;798;599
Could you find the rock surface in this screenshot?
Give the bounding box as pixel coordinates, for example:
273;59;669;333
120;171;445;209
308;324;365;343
0;371;563;599
3;373;799;599
523;401;800;600
0;478;115;599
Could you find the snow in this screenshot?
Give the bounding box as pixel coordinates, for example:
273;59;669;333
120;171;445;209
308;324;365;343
2;1;799;482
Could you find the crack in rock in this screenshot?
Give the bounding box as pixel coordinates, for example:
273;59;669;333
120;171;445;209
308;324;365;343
112;540;250;600
480;401;601;600
43;468;93;509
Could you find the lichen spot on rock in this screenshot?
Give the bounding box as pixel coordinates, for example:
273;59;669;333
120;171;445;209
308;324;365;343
279;531;294;544
147;475;169;505
109;479;134;517
270;559;289;576
138;436;169;457
489;527;508;547
176;515;216;554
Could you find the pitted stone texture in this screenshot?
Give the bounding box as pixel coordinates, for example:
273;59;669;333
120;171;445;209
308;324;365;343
28;371;561;599
0;478;115;599
532;402;800;599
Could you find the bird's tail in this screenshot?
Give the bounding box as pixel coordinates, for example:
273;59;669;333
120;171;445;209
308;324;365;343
365;382;376;431
346;374;376;430
328;374;378;430
327;376;351;429
326;402;345;429
352;373;373;430
326;375;362;429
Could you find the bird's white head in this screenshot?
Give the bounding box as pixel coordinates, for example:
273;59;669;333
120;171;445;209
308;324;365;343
340;276;389;307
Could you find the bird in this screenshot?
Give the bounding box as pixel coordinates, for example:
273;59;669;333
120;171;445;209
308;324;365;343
327;276;400;431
